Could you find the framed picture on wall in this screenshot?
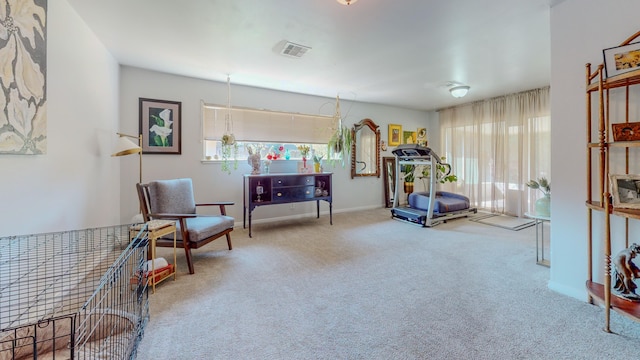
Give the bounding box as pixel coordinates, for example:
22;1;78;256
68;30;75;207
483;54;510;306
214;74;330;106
403;130;416;144
416;127;427;146
139;98;182;154
388;124;402;146
603;42;640;78
610;174;640;209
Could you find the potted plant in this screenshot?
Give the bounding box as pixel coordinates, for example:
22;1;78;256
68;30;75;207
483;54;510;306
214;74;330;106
220;134;238;174
402;164;415;194
327;124;353;166
527;177;551;216
312;153;324;173
419;158;458;185
327;96;353;167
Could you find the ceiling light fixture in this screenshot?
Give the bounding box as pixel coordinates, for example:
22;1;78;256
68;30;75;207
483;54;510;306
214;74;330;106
336;0;358;5
449;85;470;98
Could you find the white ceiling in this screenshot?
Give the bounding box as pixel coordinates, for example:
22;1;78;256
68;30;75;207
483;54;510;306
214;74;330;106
67;0;561;111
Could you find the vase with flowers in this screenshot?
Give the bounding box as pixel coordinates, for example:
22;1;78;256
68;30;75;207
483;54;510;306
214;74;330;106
298;144;311;168
264;145;283;174
526;177;551;216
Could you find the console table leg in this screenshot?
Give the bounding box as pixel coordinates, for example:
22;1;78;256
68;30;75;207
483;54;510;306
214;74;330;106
329;202;333;225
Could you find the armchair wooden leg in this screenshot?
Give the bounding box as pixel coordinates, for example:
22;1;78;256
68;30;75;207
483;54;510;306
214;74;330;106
184;247;195;274
226;233;232;250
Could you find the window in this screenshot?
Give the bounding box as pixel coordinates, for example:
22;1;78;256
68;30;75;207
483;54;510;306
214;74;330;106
439;87;550;216
201;102;335;161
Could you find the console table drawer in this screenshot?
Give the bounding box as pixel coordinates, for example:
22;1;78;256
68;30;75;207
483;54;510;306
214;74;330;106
273;176;315;187
273;185;315;202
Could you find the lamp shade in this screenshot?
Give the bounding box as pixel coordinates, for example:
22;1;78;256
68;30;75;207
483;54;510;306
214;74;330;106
112;136;141;157
449;85;470;98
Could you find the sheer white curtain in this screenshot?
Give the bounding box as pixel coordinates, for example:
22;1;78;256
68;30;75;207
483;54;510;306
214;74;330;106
438;87;550;216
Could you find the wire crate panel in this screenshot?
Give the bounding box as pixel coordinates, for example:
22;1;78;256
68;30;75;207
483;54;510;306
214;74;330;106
0;224;149;360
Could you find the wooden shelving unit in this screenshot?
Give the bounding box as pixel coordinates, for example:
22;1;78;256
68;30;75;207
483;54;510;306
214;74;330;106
585;30;640;332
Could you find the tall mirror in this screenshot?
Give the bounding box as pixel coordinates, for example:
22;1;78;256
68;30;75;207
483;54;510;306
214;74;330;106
351;118;380;179
382;157;396;207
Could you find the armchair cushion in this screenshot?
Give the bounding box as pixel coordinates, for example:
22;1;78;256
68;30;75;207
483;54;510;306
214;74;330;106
149;178;197;214
177;216;234;243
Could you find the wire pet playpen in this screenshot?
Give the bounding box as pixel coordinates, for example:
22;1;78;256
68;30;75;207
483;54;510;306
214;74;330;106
0;225;150;360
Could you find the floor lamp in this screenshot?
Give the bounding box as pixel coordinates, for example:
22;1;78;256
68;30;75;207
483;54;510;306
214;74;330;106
111;132;143;184
112;133;143;219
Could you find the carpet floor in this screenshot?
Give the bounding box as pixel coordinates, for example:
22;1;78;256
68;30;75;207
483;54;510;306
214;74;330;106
135;208;640;360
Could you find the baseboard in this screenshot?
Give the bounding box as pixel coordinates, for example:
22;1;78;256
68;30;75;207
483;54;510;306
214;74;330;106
548;280;588;302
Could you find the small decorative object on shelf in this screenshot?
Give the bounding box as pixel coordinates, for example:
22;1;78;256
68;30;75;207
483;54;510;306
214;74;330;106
612;243;640;301
612;122;640;141
256;181;264;202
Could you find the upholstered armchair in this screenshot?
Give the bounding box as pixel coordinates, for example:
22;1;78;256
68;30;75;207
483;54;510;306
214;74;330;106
136;178;234;274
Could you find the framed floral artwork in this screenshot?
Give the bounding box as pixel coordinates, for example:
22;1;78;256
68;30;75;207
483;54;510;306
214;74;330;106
388;124;402;146
139;98;182;154
0;0;47;154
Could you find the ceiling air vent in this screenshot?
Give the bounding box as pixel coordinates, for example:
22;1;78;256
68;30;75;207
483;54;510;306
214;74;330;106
280;41;311;58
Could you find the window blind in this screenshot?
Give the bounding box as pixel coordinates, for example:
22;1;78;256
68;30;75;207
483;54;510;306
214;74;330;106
203;105;335;144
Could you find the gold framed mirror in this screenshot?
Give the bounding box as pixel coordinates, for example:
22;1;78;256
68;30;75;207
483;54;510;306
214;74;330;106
351;118;380;179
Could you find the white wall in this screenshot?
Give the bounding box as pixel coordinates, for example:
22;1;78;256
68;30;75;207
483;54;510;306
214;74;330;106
549;0;640;299
0;1;120;237
118;66;436;224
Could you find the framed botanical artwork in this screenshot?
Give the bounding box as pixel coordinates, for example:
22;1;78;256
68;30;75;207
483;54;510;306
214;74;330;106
416;127;427;146
610;174;640;209
388;124;402;146
403;130;416;144
139;98;182;154
603;42;640;78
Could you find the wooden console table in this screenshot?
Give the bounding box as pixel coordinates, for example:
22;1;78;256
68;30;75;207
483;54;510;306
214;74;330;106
243;172;333;237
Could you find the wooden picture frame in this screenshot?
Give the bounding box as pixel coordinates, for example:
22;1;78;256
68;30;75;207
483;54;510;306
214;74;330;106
603;42;640;78
416;127;427;146
610;174;640;209
403;130;417;144
388;124;402;146
139;98;182;154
